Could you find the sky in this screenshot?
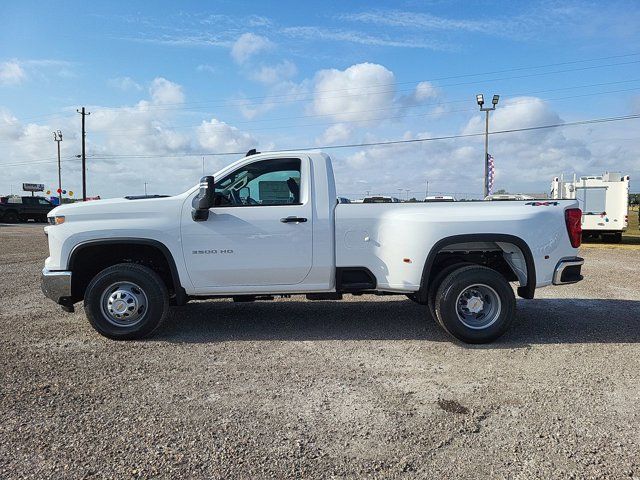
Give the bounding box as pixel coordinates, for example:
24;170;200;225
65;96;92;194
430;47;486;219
1;0;639;200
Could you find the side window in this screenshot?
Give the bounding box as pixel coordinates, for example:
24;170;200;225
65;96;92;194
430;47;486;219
38;198;51;206
214;158;301;207
22;197;36;205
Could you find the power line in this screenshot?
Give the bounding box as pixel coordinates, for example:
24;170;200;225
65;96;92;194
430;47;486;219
94;85;640;138
7;52;640;128
89;59;640;115
3;78;638;146
7;52;640;127
3;112;639;168
91;113;640;158
95;53;640;111
87;78;640;135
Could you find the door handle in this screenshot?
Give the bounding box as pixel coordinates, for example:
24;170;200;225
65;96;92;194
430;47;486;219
280;216;307;223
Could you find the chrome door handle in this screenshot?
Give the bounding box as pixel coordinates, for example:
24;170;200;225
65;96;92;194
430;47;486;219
280;216;307;223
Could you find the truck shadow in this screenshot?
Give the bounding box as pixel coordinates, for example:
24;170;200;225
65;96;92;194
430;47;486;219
156;297;640;346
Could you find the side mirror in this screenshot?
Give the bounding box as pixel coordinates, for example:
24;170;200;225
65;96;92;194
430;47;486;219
192;176;215;222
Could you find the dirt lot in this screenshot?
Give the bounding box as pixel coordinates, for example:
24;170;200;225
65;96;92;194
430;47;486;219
1;224;639;479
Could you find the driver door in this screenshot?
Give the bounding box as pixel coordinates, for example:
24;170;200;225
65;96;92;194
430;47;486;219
181;156;313;290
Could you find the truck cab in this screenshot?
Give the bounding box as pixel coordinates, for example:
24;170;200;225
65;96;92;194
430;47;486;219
42;150;584;344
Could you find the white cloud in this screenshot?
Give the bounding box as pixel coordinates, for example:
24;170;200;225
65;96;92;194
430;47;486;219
149;77;184;105
237;79;309;120
0;109;22;139
0;61;26;85
231;33;274;64
108;76;142;91
312;63;396;122
281;26;446;50
316;123;353;145
0;77;261;198
196;64;217;74
463;96;561;140
399;81;439;108
197;118;257;152
250;60;297;85
413;82;438;102
328;94;640;199
340;11;487;33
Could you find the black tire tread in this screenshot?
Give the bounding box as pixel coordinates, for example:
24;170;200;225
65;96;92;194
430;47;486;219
434;265;515;344
84;263;169;340
428;262;472;324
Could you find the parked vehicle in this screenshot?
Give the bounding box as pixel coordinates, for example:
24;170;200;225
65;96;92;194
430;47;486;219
484;194;535;201
0;195;54;222
41;150;584;344
551;173;630;243
363;196;401;203
424;195;455;202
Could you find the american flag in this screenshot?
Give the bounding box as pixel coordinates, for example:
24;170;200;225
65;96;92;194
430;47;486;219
487;154;495;195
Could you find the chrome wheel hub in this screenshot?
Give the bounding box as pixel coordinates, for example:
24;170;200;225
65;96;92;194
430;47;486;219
456;284;502;330
100;282;148;327
465;295;484;314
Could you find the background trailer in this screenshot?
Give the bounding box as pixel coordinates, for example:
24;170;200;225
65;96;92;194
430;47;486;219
551;172;630;242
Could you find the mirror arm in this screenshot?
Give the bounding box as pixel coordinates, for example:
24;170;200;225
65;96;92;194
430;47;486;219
192;208;209;222
192;175;215;222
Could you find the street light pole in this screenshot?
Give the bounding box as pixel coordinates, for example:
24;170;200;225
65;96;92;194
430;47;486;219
476;94;499;198
53;131;63;204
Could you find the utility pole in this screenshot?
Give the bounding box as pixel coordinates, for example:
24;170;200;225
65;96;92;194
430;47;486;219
425;180;429;198
76;107;91;200
53;130;63;204
144;182;148;196
476;94;499;198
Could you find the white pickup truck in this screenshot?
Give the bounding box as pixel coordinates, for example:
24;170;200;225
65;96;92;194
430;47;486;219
42;150;584;343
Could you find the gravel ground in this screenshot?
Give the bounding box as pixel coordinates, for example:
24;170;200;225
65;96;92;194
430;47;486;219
1;223;639;479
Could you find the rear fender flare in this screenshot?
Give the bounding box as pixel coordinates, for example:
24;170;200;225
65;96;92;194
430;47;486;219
419;233;536;300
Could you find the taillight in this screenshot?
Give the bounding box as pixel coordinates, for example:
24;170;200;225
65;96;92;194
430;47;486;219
565;208;582;248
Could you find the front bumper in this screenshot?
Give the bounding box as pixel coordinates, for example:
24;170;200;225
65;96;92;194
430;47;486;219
552;257;584;285
41;268;72;304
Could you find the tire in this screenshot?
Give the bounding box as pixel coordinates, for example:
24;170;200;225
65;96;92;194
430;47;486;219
4;210;18;223
434;265;515;344
408;262;471;315
606;233;622;243
84;263;169;340
427;263;472;323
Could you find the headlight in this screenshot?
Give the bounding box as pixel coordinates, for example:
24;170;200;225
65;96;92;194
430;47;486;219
48;215;65;225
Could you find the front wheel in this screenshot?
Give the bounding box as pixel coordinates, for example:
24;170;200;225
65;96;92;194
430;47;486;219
4;211;18;223
84;263;169;340
434;265;515;344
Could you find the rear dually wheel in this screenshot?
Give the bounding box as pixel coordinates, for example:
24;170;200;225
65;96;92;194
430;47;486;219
434;265;515;344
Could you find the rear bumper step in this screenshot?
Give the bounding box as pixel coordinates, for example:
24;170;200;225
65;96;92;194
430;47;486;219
552;257;584;285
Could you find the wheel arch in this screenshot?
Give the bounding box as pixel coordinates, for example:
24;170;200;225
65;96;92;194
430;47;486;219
68;238;186;304
419;233;536;300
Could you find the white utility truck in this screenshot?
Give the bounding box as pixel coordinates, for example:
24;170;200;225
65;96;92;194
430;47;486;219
42;150;584;344
551;173;630;242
